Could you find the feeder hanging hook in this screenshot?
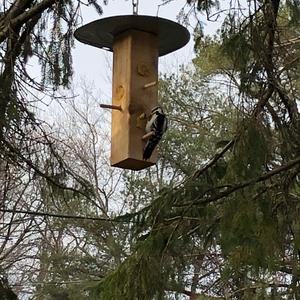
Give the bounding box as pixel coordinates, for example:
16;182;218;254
132;0;139;15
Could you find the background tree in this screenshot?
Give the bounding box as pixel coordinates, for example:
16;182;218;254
30;81;129;300
91;1;300;299
2;0;300;299
0;0;110;202
0;2;108;297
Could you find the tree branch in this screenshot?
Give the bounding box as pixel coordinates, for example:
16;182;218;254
0;0;57;43
201;155;300;205
0;208;134;223
193;140;234;178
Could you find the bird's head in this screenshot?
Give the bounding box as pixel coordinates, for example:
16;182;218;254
151;106;164;114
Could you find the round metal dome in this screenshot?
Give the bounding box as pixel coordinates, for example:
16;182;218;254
74;15;190;57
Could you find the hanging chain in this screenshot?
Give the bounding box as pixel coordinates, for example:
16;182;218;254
132;0;139;15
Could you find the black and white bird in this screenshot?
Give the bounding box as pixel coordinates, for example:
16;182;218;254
143;106;167;160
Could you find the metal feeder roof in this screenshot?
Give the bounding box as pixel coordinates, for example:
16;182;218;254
74;15;190;56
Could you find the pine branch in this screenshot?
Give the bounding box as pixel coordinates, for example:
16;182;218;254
200;155;300;205
166;283;224;299
193;139;234;178
1;137;97;202
5;0;33;19
0;208;134;223
252;84;275;118
0;0;57;43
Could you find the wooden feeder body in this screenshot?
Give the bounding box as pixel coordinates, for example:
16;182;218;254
111;30;158;170
74;15;190;170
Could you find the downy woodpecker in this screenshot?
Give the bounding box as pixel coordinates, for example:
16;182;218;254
143;106;167;160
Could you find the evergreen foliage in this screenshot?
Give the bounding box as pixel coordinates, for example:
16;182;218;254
90;1;300;299
0;273;18;300
1;0;300;299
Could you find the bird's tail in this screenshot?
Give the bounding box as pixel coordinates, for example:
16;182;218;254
143;135;162;160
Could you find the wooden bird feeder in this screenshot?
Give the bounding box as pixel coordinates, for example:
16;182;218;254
74;15;190;170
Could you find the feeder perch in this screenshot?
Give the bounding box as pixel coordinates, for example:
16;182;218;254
143;81;157;89
142;131;155;140
74;15;190;170
100;104;122;111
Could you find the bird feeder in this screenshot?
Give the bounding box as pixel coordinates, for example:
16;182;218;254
74;15;190;170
